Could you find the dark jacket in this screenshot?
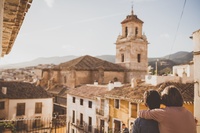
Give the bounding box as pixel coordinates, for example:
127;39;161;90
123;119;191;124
123;127;129;133
132;118;159;133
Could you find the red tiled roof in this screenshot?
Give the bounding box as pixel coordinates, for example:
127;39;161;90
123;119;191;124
121;14;143;24
104;82;194;103
67;85;108;99
58;55;125;71
47;84;68;97
0;81;52;99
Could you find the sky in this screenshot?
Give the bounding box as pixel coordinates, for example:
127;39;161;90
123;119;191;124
0;0;199;65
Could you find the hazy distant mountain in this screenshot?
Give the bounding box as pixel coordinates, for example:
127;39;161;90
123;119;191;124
148;51;193;63
162;51;193;64
0;51;193;70
148;51;193;75
0;55;78;69
96;55;115;63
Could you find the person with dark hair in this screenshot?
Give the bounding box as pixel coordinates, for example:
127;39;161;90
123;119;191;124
132;89;160;133
139;86;196;133
122;124;129;133
130;122;133;133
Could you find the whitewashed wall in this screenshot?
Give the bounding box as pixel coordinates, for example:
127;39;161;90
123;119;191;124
145;75;181;86
192;29;200;133
67;94;97;133
8;98;53;119
173;64;194;78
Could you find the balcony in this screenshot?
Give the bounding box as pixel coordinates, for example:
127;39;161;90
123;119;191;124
0;116;66;133
96;108;104;116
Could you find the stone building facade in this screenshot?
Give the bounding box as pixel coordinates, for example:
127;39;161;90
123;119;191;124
115;8;148;82
40;9;149;89
41;55;125;89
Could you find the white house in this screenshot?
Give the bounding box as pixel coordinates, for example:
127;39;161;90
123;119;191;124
66;84;108;133
0;81;53;130
145;62;194;86
173;62;194;81
191;29;200;132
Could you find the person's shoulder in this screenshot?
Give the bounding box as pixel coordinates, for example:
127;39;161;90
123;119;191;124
134;117;142;124
138;117;158;125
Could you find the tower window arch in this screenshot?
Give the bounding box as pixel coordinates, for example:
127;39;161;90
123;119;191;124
135;27;138;36
121;54;124;62
125;27;128;37
64;76;67;83
137;54;141;63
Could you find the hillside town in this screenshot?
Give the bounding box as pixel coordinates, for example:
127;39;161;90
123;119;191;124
0;0;200;133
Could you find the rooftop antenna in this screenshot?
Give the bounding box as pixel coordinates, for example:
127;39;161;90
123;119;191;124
131;1;134;15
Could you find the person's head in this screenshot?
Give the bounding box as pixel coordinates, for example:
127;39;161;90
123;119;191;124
144;90;161;109
122;124;126;129
161;85;183;107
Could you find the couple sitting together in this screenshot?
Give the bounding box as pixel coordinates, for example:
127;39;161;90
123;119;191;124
132;85;197;133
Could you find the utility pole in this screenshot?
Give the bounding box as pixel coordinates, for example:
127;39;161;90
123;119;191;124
155;59;159;75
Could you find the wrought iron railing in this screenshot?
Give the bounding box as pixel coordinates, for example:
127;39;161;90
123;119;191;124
96;108;104;116
0;116;66;133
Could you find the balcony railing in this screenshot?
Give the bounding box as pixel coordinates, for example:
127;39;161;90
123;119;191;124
96;108;104;116
0;116;66;133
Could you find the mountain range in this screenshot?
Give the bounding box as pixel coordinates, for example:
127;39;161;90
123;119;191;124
0;51;193;72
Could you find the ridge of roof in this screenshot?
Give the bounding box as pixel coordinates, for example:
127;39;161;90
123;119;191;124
67;85;108;99
121;14;143;24
58;55;125;71
105;82;194;103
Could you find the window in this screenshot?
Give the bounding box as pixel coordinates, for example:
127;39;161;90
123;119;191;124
17;103;25;116
88;116;92;132
137;54;141;63
64;76;67;83
100;120;105;133
125;27;128;37
0;101;5;110
114;99;120;109
35;102;42;114
121;54;124;62
73;97;76;103
72;110;75;123
33;116;42;128
80;99;83;105
80;113;83;126
100;99;104;110
131;103;137;118
88;101;92;108
135;27;138;36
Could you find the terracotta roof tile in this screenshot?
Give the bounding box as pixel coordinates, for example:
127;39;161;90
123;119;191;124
67;85;108;99
47;84;68;97
0;81;52;99
121;14;143;24
58;55;125;71
104;82;194;103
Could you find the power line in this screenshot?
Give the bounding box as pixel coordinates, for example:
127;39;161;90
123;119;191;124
168;0;187;60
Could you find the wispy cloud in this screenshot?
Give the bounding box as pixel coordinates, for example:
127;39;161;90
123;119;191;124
134;0;157;3
75;13;126;24
43;0;55;8
160;33;170;39
18;25;64;36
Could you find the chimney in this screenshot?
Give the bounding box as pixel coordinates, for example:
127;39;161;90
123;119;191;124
94;80;98;85
2;87;7;95
108;81;114;90
131;78;137;88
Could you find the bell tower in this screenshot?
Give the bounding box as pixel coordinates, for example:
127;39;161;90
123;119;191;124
115;7;148;82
